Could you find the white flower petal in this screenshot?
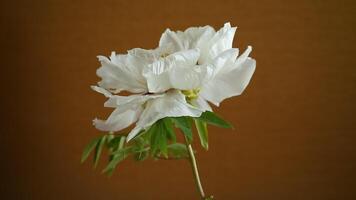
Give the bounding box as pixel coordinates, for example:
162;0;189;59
96;54;147;93
166;48;200;66
142;59;172;93
200;57;256;106
91;85;112;98
127;48;159;65
143;49;201;93
210;48;239;75
126;90;203;141
159;23;237;65
93;90;163;132
159;29;184;53
126;48;166;84
176;25;215;50
93;108;142;132
169;66;202;90
167;49;205;90
169;64;211;90
204;22;237;63
235;45;252;65
191;96;212;112
105;93;163;108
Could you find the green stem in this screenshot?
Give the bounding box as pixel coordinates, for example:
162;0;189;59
184;136;206;199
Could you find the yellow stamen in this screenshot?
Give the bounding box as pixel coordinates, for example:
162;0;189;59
182;88;201;103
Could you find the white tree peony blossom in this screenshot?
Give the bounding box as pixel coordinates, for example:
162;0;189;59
92;22;256;141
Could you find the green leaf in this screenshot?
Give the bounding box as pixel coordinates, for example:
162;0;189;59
133;136;150;161
107;133;114;142
139;129;150;141
107;136;122;149
148;122;160;155
102;148;130;176
134;149;149;161
106;144;133;175
172;117;193;143
149;120;169;157
157;120;168;158
93;135;107;168
167;143;189;159
163;118;176;142
194;119;209;150
197;111;233;129
118;136;126;149
107;136;125;162
133;134;150;161
134;136;145;149
81;137;102;163
111;146;133;156
158;125;168;158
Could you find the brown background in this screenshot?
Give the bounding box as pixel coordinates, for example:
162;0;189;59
1;0;356;199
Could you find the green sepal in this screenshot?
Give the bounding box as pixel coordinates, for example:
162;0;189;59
81;136;102;163
148;122;159;156
93;135;107;168
133;135;150;161
134;149;149;161
194;119;209;150
106;133;114;142
107;136;122;149
167;143;189;159
163;118;176;143
172;117;193;143
103;147;131;176
197;111;233;129
158;120;169;157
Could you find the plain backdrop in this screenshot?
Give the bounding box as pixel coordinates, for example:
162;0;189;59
1;0;356;199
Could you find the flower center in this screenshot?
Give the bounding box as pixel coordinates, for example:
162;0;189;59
182;88;200;103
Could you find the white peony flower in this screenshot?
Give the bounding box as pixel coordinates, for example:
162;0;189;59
92;22;256;141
